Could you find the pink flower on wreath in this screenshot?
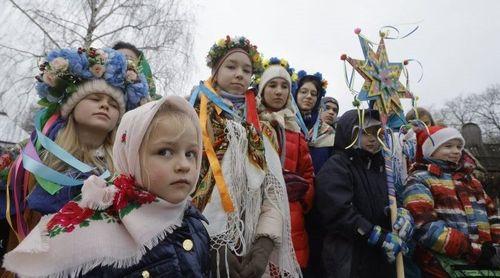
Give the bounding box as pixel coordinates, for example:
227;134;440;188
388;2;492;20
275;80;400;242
125;70;138;83
47;201;94;233
90;64;105;78
42;72;57;87
49;57;69;73
112;174;156;212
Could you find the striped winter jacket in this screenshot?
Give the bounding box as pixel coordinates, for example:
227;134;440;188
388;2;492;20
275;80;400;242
403;159;500;275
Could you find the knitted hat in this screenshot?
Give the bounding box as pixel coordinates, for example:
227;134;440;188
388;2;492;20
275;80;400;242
60;79;126;118
416;126;465;162
36;47;149;120
257;65;292;97
321;97;338;109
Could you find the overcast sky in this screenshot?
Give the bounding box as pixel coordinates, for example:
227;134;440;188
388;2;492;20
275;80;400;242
190;0;500;116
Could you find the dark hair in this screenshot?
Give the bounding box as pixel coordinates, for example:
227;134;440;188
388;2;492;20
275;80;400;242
112;41;142;59
405;107;435;126
297;76;321;93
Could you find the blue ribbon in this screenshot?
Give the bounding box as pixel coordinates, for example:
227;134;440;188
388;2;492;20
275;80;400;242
189;81;240;119
34;110;94;173
22;152;110;187
289;93;310;139
21;109;111;188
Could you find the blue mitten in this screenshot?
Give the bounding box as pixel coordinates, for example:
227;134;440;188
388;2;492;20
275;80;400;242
393;208;414;241
368;225;409;263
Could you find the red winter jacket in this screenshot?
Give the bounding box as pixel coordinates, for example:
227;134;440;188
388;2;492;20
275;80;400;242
281;130;315;268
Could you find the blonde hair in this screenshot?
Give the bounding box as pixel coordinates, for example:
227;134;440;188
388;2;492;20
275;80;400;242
139;102;200;188
41;109;116;174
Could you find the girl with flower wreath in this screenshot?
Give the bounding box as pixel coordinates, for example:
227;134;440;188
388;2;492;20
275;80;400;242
255;57;315;272
3;96;211;277
0;47;149;253
189;36;301;277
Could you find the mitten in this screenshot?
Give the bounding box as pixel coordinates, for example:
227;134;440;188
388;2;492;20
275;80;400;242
393;208;414;241
283;171;309;202
240;237;274;278
368;225;409;263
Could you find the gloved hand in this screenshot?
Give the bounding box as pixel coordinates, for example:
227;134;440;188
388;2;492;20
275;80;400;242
240;237;274;278
210;247;242;278
368;225;409;263
283;170;309;203
393;208;414;242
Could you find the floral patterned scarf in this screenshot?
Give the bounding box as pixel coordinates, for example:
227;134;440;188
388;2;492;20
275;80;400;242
3;174;189;277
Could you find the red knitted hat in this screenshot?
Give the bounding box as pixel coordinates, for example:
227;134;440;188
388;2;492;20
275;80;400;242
415;126;464;162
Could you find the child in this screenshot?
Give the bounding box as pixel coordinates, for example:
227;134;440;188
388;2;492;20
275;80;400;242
112;41;160;100
0;47;149;247
256;58;315;271
3;96;211;277
190;36;301;277
315;109;414;278
403;126;500;277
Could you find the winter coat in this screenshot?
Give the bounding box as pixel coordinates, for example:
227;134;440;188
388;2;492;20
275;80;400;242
282;129;315;268
403;155;500;277
83;205;211;278
315;109;395;278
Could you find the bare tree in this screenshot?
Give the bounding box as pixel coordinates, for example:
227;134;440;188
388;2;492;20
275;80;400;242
437;85;500;143
0;0;195;131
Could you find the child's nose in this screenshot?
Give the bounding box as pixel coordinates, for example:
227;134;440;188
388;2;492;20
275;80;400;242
175;157;191;172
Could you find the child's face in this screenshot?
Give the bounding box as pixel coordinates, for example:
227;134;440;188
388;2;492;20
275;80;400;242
140;115;199;204
262;77;289;111
215;52;252;95
73;93;120;133
359;125;382;154
431;138;463;164
117;48;139;63
320;102;338;125
296;82;318;113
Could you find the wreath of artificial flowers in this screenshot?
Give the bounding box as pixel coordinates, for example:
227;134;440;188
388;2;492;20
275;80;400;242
35;47;149;113
206;35;263;74
296;70;328;97
255;57;299;92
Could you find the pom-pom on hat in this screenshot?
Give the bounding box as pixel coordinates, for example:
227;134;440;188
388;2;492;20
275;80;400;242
416;126;465;162
206;35;263;76
35;47;149;119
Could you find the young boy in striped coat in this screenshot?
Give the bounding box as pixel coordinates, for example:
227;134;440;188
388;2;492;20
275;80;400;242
403;126;500;277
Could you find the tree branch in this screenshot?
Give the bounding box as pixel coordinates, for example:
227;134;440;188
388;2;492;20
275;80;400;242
8;0;61;49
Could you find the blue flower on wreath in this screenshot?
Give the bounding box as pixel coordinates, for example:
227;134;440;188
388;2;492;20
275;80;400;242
47;48;93;79
103;48;127;88
35;82;49;99
125;74;149;110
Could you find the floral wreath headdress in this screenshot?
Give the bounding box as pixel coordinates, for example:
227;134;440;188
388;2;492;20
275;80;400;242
36;47;149;122
206;35;263;77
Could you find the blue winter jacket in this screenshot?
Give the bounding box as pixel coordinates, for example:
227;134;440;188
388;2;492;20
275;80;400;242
83;204;211;278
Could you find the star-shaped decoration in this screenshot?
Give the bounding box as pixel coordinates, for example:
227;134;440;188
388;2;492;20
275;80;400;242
342;29;413;116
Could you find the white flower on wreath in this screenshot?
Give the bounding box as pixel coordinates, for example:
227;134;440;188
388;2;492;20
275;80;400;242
49;57;69;73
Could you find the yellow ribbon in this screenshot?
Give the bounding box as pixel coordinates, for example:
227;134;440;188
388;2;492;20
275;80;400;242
199;81;234;212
